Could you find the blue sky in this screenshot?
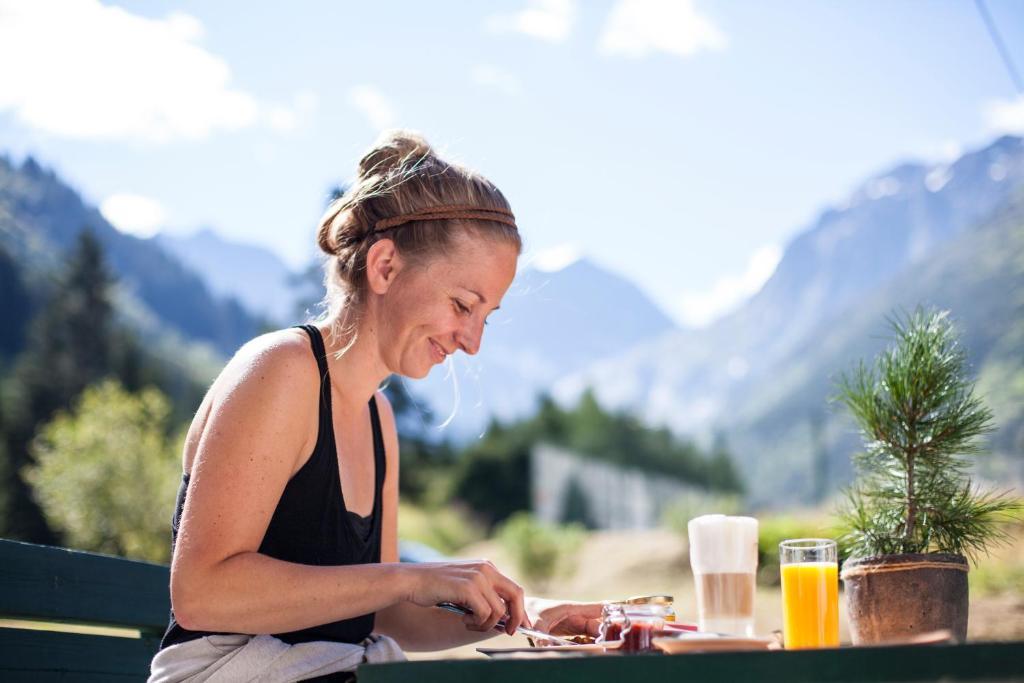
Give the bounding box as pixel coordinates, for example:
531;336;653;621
2;0;1023;327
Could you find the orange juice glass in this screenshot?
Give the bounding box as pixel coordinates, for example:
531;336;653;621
779;539;839;649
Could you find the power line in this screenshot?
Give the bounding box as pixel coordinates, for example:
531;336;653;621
974;0;1024;95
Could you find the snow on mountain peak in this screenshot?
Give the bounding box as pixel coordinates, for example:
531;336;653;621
529;243;583;272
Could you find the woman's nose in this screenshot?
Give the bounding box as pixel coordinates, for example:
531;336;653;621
455;317;484;356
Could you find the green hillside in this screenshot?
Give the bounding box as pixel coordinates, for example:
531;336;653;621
0;155;262;358
725;188;1024;505
0;156;228;422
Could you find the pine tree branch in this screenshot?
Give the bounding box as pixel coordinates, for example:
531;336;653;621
835;308;1019;560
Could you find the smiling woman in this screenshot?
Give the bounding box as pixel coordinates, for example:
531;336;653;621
149;131;602;682
314;130;521;376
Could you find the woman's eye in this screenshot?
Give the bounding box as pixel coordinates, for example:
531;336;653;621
454;300;471;315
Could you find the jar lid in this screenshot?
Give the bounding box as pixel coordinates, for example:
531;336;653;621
622;594;674;605
623;602;671;618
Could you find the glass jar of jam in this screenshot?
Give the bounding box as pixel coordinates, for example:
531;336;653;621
597;602;627;644
620;603;670;653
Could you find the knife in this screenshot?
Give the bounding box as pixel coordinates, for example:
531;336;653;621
435;601;582;646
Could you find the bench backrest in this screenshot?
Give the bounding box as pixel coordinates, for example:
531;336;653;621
0;539;170;681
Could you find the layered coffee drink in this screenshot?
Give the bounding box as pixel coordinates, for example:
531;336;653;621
693;571;756;635
688;514;759;636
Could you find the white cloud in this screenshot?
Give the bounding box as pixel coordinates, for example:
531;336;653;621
984;96;1024;134
599;0;726;59
471;65;524;97
529;243;582;272
485;0;576;43
674;244;782;328
0;0;308;142
266;90;319;133
726;356;749;379
935;140;963;162
349;86;397;131
100;193;166;238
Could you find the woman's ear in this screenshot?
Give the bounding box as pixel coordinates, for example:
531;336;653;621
365;238;404;294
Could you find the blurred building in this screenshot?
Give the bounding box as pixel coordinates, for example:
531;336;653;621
531;444;701;530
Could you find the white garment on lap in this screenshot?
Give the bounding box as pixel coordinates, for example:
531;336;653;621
148;633;406;683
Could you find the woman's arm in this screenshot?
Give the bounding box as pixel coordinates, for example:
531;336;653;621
527;597;604;638
374;578;522;651
370;393;608;650
171;335;525;636
371;393;527;650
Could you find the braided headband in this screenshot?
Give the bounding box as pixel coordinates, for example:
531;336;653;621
373;204;517;233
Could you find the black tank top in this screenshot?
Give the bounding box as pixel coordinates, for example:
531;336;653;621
160;324;387;649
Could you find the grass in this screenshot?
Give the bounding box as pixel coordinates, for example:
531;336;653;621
756;512;844;585
398;501;485;555
968;505;1024;596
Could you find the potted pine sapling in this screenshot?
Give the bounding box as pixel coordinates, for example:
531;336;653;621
835;309;1018;644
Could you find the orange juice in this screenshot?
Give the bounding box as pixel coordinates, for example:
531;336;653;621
780;561;839;649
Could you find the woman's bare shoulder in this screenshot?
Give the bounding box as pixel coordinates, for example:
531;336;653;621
236;327;317;373
214;328;319;397
183;328;320;472
374;388;395;424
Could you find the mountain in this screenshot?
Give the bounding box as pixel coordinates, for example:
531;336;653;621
146;227;680;438
0;150;677;442
726;186;1024;503
408;257;678;438
554;136;1024;434
156;228;304;325
0;155;262;357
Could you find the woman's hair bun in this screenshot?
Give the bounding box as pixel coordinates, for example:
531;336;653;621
314;128;520;327
357;129;433;179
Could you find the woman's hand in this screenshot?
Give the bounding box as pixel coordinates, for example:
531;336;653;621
528;598;605;638
402;560;529;635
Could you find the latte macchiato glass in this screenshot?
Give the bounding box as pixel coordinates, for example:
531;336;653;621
687;514;759;636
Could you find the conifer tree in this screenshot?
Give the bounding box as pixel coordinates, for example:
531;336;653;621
706;433;745;494
1;230;115;541
0;244;34;359
560;476;596;529
836;309;1018;560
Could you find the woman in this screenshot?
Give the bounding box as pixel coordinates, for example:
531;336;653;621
150;131;601;682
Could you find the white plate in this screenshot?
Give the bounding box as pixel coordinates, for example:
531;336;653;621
653;635;776;654
477;640;623;657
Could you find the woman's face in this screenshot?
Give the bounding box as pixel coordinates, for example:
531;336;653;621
376;233;519;379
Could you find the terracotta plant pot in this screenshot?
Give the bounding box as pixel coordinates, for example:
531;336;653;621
840;553;968;644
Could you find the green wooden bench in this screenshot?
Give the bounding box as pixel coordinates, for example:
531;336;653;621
0;539;169;681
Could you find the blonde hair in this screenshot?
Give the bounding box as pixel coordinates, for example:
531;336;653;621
315;130;522;337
